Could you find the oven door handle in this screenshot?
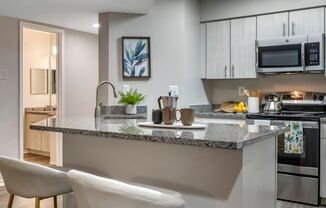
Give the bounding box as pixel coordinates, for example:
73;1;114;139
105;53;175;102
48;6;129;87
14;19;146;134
270;120;318;129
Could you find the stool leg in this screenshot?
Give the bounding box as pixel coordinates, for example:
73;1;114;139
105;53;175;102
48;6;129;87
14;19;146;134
53;196;58;208
7;194;14;208
35;197;41;208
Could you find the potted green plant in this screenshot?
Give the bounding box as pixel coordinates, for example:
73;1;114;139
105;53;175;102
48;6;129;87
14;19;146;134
118;89;145;115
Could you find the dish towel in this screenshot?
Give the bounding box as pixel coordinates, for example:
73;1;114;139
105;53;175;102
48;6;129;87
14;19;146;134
284;122;304;154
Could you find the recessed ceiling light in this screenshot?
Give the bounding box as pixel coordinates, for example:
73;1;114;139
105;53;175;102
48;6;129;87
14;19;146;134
92;23;100;28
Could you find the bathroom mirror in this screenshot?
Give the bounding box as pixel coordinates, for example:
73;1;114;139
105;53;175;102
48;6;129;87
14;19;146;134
30;68;48;94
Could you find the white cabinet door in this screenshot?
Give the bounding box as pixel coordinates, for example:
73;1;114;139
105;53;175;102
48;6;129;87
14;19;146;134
257;12;289;39
206;21;231;79
231;17;257;79
289;8;325;36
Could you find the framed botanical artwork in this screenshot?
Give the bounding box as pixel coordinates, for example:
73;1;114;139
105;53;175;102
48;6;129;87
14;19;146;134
122;37;151;79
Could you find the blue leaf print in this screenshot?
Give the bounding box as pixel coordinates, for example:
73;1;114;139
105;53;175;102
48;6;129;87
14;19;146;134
134;41;146;57
125;49;133;63
131;68;136;77
135;59;143;66
139;67;146;76
135;53;148;62
124;59;131;75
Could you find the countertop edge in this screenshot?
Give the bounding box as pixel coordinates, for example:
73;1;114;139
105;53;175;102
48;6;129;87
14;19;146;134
30;124;287;150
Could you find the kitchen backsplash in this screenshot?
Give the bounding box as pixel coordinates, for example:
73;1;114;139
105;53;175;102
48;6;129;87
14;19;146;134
203;73;326;104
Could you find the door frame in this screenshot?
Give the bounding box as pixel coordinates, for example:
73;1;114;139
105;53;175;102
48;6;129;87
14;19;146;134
19;22;65;165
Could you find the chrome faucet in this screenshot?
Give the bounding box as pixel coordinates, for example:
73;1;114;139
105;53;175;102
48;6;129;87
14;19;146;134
95;81;118;119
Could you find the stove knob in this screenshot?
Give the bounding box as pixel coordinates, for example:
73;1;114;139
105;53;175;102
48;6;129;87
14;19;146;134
313;95;318;101
319;95;324;101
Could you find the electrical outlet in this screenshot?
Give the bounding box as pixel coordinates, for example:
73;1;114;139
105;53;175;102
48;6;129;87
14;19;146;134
122;85;130;93
239;86;246;96
168;85;179;96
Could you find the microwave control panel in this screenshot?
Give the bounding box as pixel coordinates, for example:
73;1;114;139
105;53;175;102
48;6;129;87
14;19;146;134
305;42;320;66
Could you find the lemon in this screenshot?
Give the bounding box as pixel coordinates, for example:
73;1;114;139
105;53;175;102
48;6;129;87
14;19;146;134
242;107;248;113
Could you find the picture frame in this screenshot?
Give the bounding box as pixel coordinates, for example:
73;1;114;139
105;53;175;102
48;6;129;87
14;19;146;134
122;37;151;79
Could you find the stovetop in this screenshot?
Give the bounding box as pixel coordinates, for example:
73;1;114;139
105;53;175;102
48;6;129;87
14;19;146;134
247;111;326;121
246;91;326;121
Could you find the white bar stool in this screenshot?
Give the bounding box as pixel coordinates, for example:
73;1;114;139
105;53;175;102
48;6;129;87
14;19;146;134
68;170;186;208
0;156;72;208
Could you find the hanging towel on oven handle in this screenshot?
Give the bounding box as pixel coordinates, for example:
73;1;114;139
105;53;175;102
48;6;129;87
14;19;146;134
284;122;304;154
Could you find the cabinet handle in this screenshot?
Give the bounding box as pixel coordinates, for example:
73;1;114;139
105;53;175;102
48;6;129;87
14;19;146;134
283;22;286;36
224;65;228;78
231;65;235;78
292;22;295;36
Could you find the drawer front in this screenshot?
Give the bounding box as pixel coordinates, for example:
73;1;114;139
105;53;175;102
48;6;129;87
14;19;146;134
278;173;319;205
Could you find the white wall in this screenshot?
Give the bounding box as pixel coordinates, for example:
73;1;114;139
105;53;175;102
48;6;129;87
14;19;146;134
23;28;54;108
204;74;326;104
0;15;98;162
64;30;98;116
105;0;209;111
201;0;326;22
0;16;20;158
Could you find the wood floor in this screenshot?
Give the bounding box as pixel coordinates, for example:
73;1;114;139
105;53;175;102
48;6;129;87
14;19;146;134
23;153;50;166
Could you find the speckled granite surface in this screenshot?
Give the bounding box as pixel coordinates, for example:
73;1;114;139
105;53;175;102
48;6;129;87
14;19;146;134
99;105;147;119
30;116;288;150
191;104;247;120
103;114;147;119
321;117;326;122
101;105;147;114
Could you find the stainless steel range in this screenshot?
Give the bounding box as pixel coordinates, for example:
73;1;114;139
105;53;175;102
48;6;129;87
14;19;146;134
247;91;326;206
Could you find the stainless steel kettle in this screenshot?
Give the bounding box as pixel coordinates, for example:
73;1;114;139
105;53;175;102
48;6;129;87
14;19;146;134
263;96;283;113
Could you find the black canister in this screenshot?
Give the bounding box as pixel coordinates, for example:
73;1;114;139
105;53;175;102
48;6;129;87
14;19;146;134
152;109;162;124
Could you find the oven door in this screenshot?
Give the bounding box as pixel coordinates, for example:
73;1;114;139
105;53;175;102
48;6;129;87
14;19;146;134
275;120;319;176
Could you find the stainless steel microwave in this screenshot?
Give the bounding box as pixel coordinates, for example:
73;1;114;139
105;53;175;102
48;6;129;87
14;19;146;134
256;34;324;74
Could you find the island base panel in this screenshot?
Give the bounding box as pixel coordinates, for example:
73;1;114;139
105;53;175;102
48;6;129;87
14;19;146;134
62;134;276;208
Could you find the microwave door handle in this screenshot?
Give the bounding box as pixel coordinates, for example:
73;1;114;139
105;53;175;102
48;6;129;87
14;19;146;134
301;43;305;70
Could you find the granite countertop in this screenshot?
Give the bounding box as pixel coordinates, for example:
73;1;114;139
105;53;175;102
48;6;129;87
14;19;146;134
195;112;247;120
191;104;247;120
103;114;147;119
100;105;147;119
30;116;288;150
321;117;326;122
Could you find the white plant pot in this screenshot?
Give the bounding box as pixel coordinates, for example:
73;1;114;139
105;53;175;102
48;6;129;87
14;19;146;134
125;105;137;115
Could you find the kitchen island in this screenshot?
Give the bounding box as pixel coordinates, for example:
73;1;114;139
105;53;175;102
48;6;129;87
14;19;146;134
31;116;288;208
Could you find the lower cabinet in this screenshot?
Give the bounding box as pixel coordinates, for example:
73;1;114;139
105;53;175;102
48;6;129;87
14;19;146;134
24;111;55;154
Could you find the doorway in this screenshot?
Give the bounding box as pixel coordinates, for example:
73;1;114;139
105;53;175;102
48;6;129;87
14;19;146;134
19;22;64;166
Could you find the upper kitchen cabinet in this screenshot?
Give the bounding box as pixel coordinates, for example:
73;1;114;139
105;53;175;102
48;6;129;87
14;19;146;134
289;8;325;36
206;20;231;79
257;12;289;39
231;17;257;79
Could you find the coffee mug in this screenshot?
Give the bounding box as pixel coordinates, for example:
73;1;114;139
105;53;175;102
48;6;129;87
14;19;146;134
152;109;162;124
176;108;194;126
162;108;177;125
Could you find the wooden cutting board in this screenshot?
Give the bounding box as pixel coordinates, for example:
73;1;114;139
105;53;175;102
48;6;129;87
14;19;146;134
214;102;236;113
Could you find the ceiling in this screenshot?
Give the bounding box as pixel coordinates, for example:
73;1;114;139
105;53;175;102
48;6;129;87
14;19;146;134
0;0;154;34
